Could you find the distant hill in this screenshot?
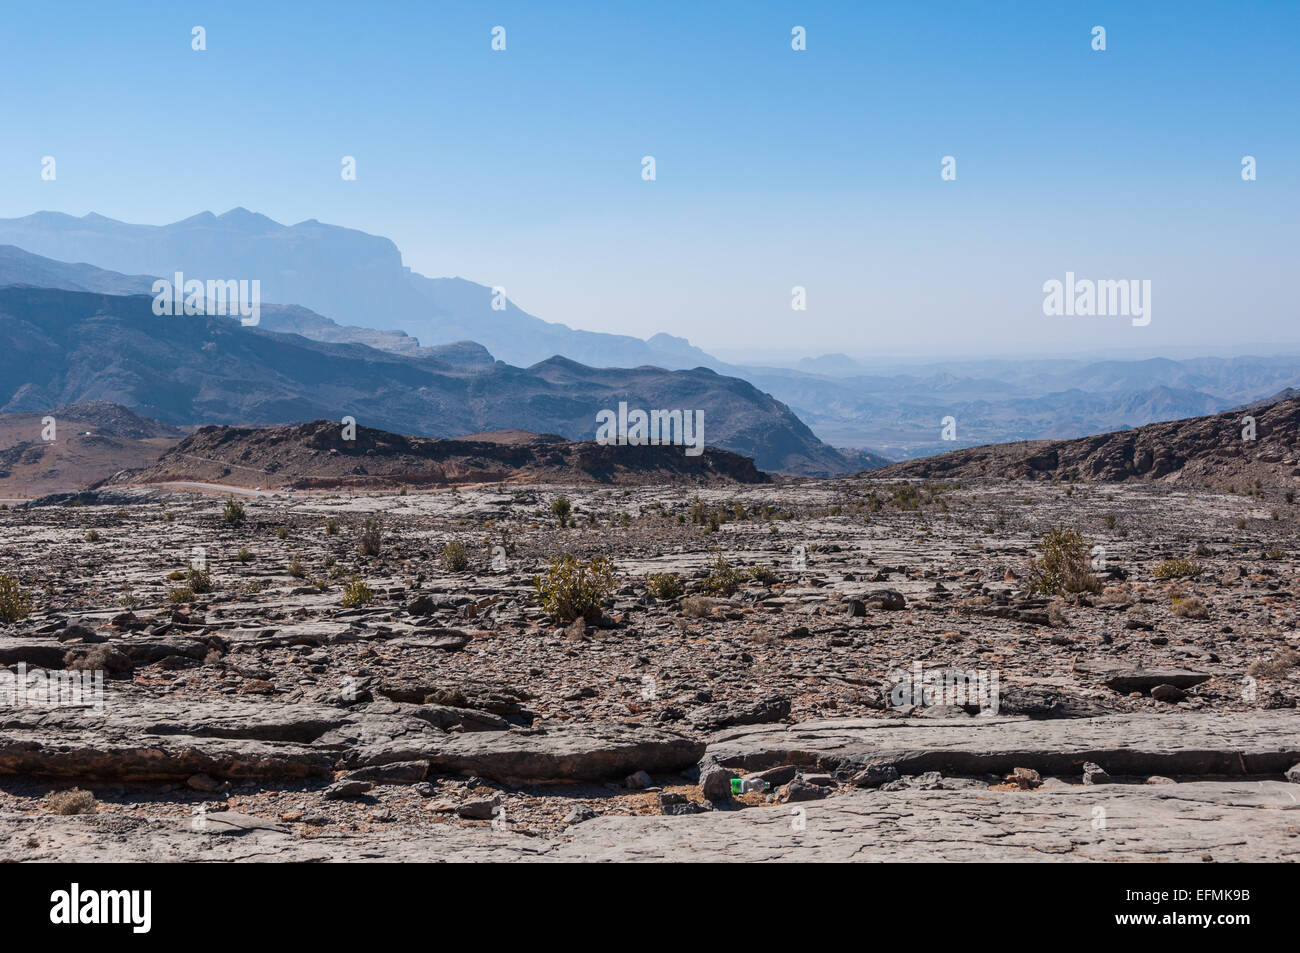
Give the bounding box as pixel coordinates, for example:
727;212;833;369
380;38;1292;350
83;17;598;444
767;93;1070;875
871;397;1300;488
0;210;720;370
0;402;187;497
0;242;480;361
114;420;768;489
0;287;853;475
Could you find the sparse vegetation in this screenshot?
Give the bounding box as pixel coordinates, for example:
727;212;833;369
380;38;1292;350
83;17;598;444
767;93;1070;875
46;788;96;816
286;556;306;578
681;595;715;618
84;529;101;542
701;552;746;596
223;498;245;525
1170;595;1208;619
441;540;469;572
1027;526;1101;596
646;571;685;600
749;564;779;586
325;517;340;536
341;577;375;608
0;573;32;622
1246;648;1300;679
551;496;572;528
1153;557;1202;579
533;554;617;622
357;515;384;557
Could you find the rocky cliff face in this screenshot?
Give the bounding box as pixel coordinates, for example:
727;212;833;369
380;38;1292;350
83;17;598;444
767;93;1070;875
873;396;1300;488
117;420;769;488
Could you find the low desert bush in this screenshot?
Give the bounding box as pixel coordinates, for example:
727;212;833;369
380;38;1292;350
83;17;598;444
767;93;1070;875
1153;558;1202;579
357;516;384;557
646;572;685;600
341;577;375;608
701;553;746;596
681;595;715;619
441;540;470;572
1170;595;1208;619
534;555;617;622
1246;648;1300;679
223;498;245;525
0;573;32;622
1027;526;1101;595
46;789;96;816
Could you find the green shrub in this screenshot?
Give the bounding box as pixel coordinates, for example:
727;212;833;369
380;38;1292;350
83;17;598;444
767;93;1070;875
341;577;375;608
551;496;572;527
701;553;745;596
223;498;245;525
1027;526;1101;595
749;564;779;586
534;555;617;622
186;566;213;594
0;573;32;622
441;540;470;572
325;517;340;536
1153;558;1202;579
646;572;685;600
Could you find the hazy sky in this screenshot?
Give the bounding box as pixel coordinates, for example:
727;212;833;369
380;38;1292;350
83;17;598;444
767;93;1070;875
1;0;1295;358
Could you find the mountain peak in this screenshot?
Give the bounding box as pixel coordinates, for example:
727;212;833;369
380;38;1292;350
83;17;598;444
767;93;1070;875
216;207;283;229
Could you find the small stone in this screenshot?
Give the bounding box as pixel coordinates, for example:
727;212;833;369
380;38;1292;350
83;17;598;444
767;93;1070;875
851;762;900;789
776;779;830;803
1151;683;1186;703
1284;763;1300;783
1005;767;1041;790
563;805;597;825
323;780;374;800
456;798;499;820
1082;762;1112;785
625;770;652;790
186;773;220;793
845;599;866;618
1146;776;1177;785
699;765;737;801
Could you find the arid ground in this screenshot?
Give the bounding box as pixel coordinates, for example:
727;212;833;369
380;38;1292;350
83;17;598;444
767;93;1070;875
1;478;1298;861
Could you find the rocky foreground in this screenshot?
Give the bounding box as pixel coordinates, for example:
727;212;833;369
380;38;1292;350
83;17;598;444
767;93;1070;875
1;478;1298;861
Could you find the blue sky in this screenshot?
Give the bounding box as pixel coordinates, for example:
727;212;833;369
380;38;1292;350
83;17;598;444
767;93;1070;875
1;1;1296;358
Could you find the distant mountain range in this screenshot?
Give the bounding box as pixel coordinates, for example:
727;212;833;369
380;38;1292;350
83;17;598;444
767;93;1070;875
874;391;1300;489
0;287;860;475
2;209;1297;462
0;210;715;370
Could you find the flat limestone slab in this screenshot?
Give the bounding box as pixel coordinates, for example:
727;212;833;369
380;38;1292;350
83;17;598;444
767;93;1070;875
347;723;706;782
3;782;1297;862
701;711;1300;779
